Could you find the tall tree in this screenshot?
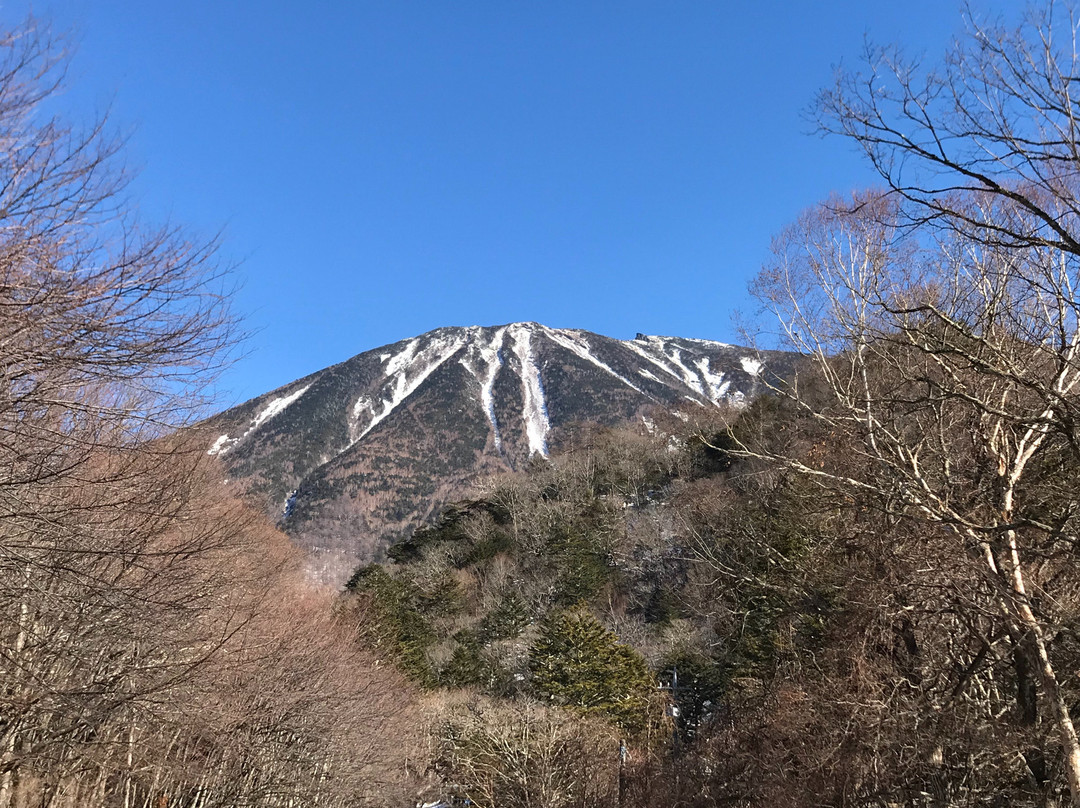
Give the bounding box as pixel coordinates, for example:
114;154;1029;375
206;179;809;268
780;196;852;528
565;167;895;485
0;17;421;807
747;4;1080;803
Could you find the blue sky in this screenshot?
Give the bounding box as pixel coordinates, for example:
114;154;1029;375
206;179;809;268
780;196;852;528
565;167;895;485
5;1;1015;404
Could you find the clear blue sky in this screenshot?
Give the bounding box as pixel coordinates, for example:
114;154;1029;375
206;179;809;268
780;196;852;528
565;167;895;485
5;1;1015;404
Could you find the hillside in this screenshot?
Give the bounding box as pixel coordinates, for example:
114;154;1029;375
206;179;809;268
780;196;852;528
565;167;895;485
203;322;795;582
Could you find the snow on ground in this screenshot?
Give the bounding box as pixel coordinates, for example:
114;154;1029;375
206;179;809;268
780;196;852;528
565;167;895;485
252;385;312;430
208;434;233;456
460;326;508;452
352;334;466;442
740;356;763;376
626;334;754;405
694;357;731;404
654;345;707;398
624;336;711;397
509;324;550;457
665;335;732;348
208;384;312;455
638;368;661;383
624;340;690;384
542;326;647;396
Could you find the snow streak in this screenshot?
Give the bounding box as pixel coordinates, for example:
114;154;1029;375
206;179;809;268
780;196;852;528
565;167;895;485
253;385;312;430
694;356;730;403
542;326;647;395
626;338;706;398
460;326;507;453
509;324;550;457
625;335;749;405
208;384;312;455
352;334;466;442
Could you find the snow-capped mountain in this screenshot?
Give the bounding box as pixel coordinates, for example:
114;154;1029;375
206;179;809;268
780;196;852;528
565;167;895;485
203;323;790;583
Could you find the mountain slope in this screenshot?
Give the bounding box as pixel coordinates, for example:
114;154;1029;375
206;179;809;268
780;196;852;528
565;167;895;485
204;323;791;582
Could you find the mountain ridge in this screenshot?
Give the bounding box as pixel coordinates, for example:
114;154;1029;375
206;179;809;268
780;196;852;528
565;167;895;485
203;322;792;583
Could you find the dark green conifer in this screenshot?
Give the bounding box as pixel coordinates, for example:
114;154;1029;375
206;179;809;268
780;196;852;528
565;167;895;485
529;609;654;733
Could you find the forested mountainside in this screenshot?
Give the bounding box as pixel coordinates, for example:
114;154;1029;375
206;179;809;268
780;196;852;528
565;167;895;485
347;388;1080;807
203;323;795;581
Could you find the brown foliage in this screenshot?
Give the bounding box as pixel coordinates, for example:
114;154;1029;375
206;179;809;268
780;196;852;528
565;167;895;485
0;17;423;808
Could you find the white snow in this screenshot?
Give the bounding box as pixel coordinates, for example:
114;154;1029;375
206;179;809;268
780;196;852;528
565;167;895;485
251;385;312;431
673;349;711;396
208;434;233;456
740;356;763;377
509;324;551;457
638;368;661;383
625;335;754;406
634;333;732;348
542;326;647;395
630;343;708;399
694;356;731;404
207;384;312;455
352;334;466;442
624;339;693;386
459;326;508;452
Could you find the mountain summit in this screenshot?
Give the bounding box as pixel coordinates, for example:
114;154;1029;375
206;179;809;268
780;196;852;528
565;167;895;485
204;323;786;582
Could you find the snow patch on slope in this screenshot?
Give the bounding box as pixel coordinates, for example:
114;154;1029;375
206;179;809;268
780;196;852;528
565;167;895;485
623;339;691;385
626;335;753;405
460;326;508;452
740;356;762;376
351;334;466;442
252;385;312;430
509;324;550;457
694;357;731;403
669;335;732;348
208;384;312;455
542;326;647;395
638;368;661;383
628;337;707;398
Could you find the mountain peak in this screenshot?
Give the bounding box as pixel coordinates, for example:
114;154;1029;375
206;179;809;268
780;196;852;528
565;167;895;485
204;323;791;583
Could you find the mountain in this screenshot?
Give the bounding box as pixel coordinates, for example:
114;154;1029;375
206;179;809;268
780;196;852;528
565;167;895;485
203;323;792;583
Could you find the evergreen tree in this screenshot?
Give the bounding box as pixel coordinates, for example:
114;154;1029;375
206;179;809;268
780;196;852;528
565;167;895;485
529;610;655;733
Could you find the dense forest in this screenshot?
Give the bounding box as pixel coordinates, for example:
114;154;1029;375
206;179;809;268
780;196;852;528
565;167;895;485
351;390;1080;807
8;3;1080;807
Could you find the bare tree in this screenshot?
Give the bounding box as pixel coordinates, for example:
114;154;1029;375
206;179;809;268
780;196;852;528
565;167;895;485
430;694;619;808
0;17;424;808
817;2;1080;256
736;4;1080;802
751;188;1080;803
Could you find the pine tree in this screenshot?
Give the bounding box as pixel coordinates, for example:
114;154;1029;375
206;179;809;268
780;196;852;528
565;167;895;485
529;610;654;733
